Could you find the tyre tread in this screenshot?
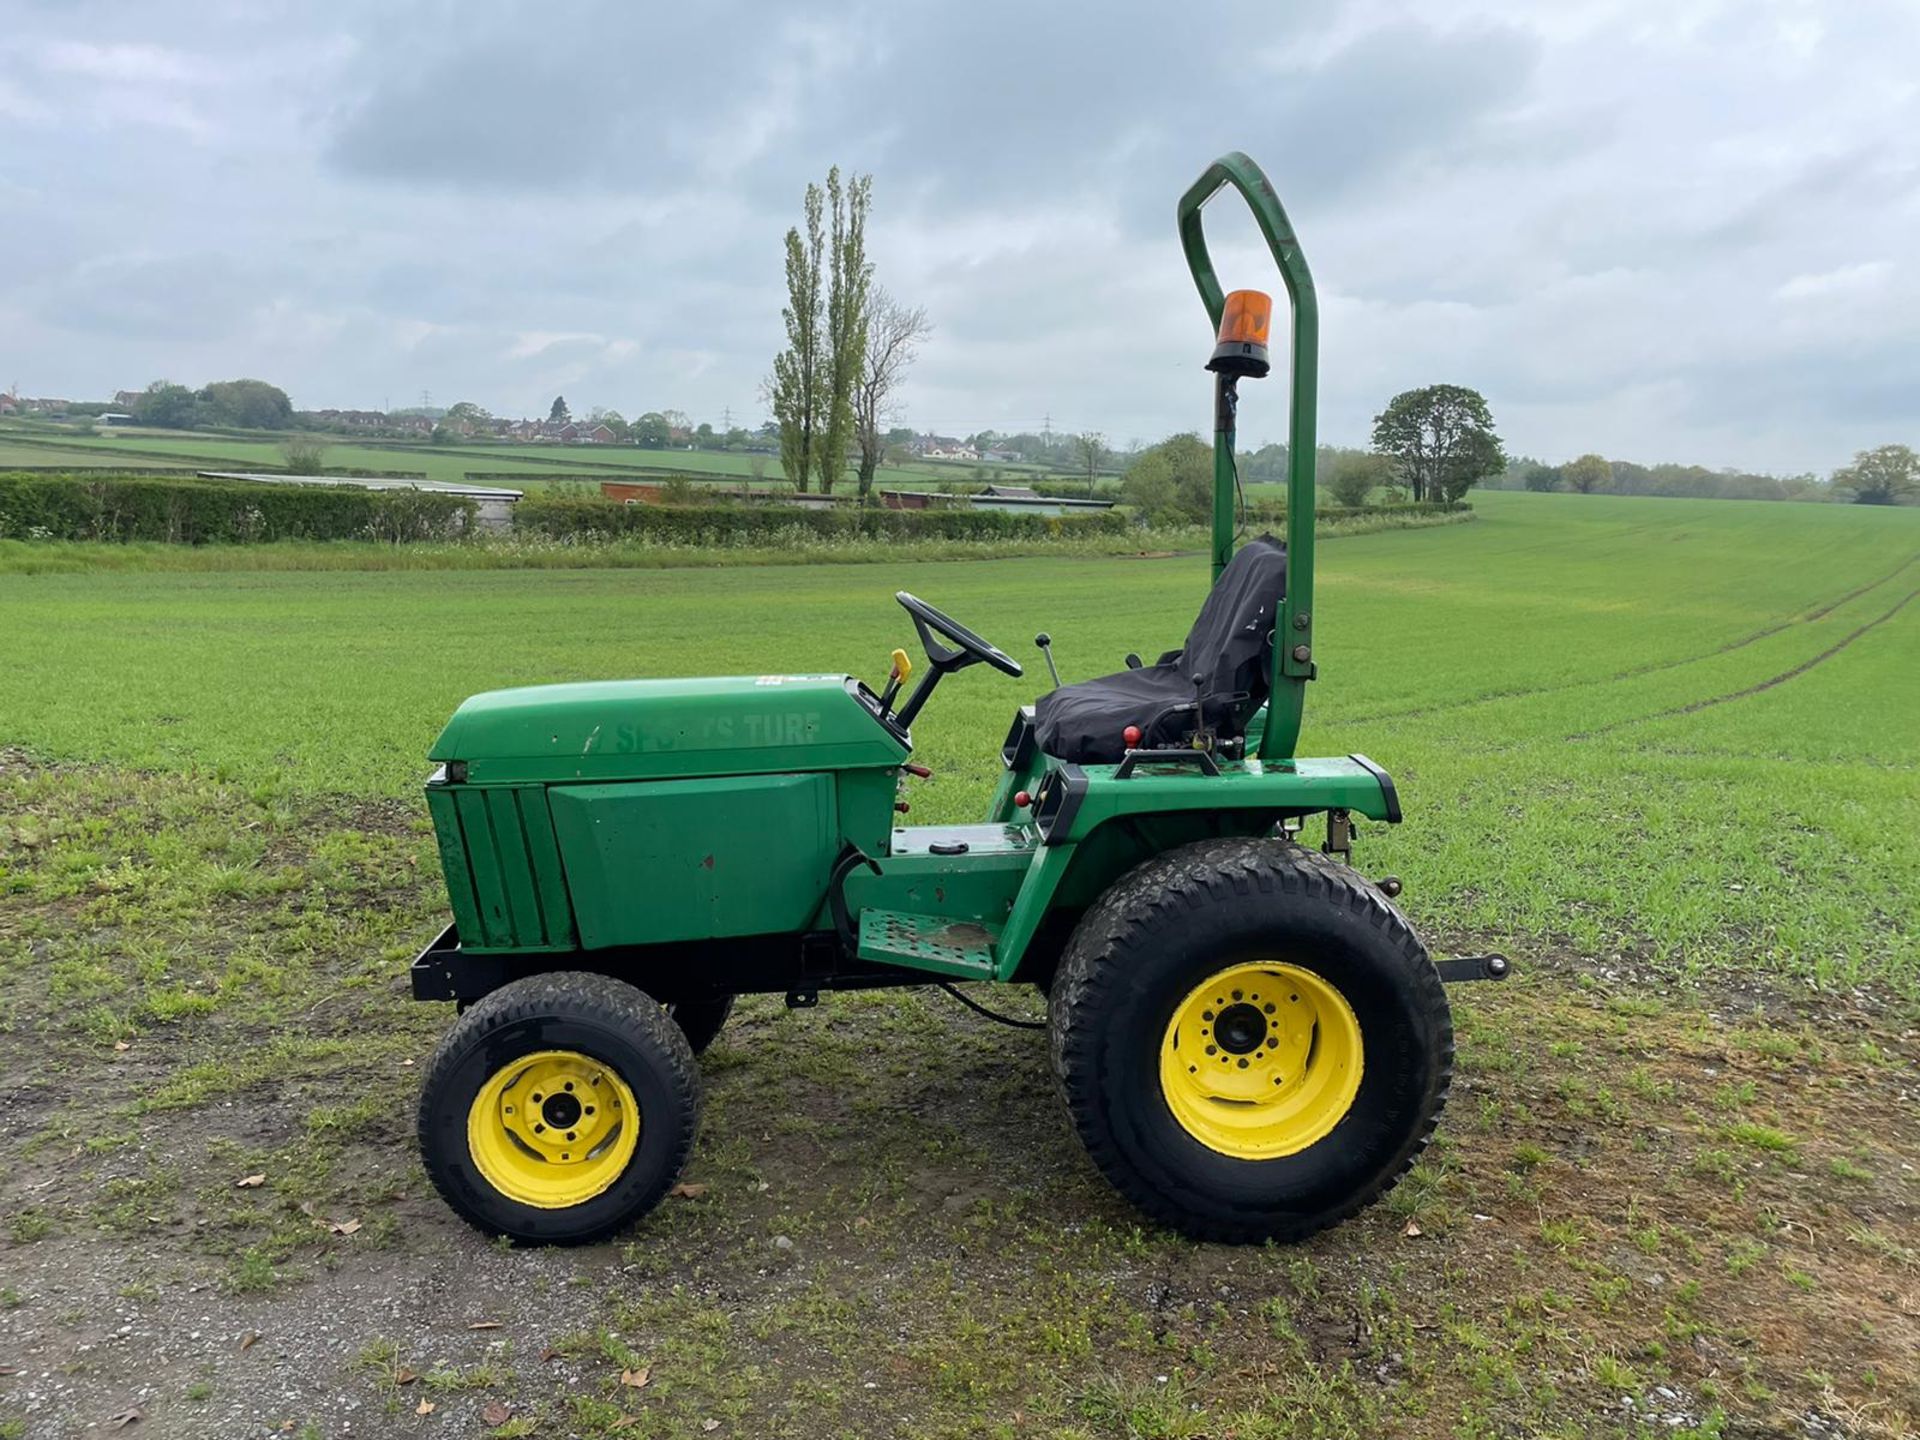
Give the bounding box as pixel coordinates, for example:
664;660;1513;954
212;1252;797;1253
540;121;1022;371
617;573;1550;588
1049;836;1453;1243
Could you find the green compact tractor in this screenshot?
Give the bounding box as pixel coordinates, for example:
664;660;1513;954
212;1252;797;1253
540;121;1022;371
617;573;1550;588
411;152;1506;1246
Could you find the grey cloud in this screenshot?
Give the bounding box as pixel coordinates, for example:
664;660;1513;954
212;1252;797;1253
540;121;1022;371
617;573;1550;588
2;0;1917;471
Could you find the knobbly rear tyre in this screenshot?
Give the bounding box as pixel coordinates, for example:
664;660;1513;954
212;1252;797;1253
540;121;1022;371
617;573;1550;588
1049;836;1452;1243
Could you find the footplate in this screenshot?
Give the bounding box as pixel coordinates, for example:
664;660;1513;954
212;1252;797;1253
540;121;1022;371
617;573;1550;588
857;909;999;980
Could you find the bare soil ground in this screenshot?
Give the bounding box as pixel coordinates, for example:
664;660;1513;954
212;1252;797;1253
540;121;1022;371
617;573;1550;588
2;754;1915;1439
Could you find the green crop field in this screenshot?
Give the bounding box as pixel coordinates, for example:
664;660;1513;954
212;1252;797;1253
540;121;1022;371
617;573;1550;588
2;490;1916;1437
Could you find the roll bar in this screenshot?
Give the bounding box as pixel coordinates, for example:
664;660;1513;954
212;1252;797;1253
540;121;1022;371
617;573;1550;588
1176;152;1318;762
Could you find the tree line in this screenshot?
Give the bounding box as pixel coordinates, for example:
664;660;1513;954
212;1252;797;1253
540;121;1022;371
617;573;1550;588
1501;446;1917;506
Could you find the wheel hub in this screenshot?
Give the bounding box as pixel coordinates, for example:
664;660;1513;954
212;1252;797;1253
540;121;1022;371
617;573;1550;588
1159;963;1363;1159
1212;1001;1268;1054
466;1050;640;1209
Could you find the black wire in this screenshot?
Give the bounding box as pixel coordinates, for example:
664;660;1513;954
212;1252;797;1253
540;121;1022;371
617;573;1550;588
936;982;1048;1030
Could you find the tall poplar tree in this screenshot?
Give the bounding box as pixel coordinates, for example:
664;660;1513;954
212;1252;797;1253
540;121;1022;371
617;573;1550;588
770;182;826;492
817;167;872;494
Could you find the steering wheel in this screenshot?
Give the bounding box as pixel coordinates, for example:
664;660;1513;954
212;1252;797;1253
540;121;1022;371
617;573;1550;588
895;593;1023;678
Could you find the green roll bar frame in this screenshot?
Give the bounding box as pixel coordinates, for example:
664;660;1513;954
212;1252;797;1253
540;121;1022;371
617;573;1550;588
1176;152;1319;762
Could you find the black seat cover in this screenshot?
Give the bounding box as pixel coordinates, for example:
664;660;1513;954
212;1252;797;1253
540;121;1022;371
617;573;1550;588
1033;536;1287;764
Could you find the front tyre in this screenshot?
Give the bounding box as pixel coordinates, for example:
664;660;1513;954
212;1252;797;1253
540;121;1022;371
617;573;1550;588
419;972;700;1245
1050;837;1452;1244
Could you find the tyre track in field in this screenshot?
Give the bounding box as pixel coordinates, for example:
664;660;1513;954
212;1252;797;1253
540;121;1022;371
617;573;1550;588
1569;586;1918;740
1338;552;1919;728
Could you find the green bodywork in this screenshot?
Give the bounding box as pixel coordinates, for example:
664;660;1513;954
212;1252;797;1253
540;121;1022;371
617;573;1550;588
419;152;1396;994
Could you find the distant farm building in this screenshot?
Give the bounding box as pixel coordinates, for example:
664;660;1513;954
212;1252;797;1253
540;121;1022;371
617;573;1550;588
198;472;524;532
971;484;1114;516
601;480;856;511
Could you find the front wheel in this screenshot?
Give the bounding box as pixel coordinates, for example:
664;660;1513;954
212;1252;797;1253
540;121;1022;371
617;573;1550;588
419;972;700;1245
1050;837;1452;1243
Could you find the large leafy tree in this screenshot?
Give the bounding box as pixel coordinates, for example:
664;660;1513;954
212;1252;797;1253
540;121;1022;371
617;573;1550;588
1370;384;1504;503
1562;453;1611;494
1833;444;1919;505
1121;433;1211;526
134;380;200;429
200;378;293;429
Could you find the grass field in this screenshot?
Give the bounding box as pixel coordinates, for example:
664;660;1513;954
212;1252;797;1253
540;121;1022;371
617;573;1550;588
1;490;1916;1437
0;424;1067;493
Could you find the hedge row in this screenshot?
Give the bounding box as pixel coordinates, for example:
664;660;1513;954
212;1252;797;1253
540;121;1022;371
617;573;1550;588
512;496;1132;543
0;473;476;544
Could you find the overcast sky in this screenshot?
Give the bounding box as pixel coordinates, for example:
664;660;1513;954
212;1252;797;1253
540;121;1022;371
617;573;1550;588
2;1;1914;473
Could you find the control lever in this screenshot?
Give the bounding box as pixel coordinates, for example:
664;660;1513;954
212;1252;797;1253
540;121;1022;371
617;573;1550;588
877;647;912;714
1034;632;1062;690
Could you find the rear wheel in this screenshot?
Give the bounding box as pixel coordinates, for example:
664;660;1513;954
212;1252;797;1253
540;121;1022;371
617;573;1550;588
419;972;700;1245
1050;836;1451;1243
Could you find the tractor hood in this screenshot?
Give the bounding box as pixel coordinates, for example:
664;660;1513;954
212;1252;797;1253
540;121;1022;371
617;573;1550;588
430;674;907;784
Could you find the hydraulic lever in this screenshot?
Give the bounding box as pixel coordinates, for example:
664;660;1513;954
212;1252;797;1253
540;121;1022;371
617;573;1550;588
1034;633;1062;689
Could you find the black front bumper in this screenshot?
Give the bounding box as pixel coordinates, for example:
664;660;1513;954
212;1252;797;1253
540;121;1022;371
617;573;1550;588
409;922;511;1002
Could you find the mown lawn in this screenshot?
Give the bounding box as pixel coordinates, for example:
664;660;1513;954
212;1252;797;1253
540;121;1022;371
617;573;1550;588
0;489;1915;1438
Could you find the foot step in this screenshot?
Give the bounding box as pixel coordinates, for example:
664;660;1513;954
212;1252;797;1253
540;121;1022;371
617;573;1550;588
857;909;999;979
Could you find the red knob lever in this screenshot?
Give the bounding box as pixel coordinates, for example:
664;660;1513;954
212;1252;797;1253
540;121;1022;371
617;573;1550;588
1013;790;1031;808
903;763;932;778
1123;725;1142;748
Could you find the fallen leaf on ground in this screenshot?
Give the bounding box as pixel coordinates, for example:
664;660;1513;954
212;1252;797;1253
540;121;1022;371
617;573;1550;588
328;1218;362;1236
235;1174;266;1188
669;1182;708;1199
481;1400;512;1425
1402;1220;1423;1237
539;1347;561;1363
415;1398;435;1415
468;1320;502;1330
238;1331;259;1352
620;1366;651;1389
702;1420;721;1432
107;1407;144;1429
395;1367;419;1385
113;1041;131;1052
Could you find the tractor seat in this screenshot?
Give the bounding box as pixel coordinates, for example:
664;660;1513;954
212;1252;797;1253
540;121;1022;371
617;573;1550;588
1033;536;1287;765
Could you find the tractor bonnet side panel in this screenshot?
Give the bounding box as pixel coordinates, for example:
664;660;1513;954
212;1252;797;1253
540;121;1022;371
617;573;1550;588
425;783;577;951
548;773;837;948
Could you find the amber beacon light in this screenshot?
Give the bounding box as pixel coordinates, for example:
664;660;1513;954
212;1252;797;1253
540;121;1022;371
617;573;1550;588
1206;288;1273;378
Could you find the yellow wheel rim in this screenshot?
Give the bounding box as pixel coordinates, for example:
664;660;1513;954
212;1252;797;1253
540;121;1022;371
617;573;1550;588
466;1050;640;1209
1159;962;1363;1160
